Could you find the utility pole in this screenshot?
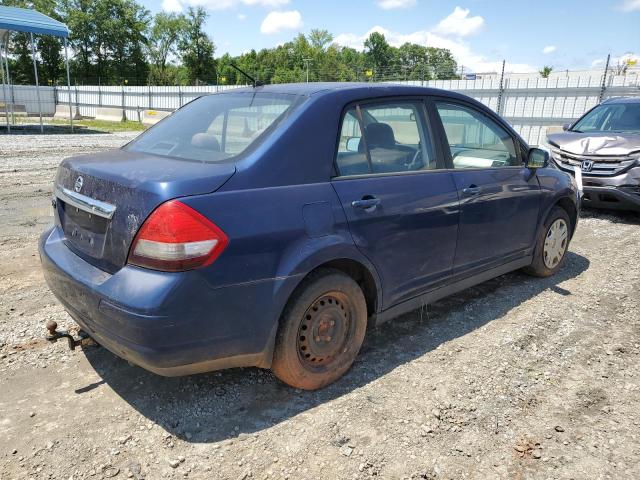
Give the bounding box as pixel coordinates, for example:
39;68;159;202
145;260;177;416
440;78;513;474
599;53;611;103
496;60;506;115
303;58;312;82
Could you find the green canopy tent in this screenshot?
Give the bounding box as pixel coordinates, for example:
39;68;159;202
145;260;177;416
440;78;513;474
0;5;73;133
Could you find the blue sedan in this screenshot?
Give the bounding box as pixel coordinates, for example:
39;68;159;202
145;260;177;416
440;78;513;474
40;83;580;390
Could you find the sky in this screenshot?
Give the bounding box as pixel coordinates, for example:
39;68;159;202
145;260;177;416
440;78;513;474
139;0;640;73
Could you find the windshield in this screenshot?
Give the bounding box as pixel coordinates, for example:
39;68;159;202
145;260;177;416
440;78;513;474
126;92;298;162
572;103;640;133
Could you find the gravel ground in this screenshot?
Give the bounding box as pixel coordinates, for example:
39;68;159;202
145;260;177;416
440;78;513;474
1;133;640;480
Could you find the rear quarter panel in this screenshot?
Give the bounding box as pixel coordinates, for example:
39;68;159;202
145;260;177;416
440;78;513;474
180;182;382;311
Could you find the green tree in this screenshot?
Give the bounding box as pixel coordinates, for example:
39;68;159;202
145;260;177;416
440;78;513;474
425;47;457;79
363;32;392;78
179;7;216;85
61;0;150;84
539;65;553;78
308;29;333;52
147;12;187;85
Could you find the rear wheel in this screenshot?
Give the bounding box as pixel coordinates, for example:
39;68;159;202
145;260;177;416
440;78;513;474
524;206;571;277
271;269;367;390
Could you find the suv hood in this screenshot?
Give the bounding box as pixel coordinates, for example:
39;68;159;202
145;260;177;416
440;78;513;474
547;131;640;156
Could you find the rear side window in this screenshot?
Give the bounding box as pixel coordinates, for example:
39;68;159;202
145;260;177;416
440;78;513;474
127;93;297;162
435;102;520;169
335;101;436;176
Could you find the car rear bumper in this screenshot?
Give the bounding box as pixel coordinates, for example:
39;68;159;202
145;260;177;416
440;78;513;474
582;186;640;212
39;226;299;376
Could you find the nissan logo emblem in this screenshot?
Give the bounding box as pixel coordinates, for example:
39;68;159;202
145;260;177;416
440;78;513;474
74;176;84;193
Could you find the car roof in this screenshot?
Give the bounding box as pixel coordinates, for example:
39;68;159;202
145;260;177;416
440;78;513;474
221;82;465;100
602;96;640;104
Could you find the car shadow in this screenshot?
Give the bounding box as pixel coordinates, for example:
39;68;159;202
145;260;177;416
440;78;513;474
82;251;590;444
580;207;640;225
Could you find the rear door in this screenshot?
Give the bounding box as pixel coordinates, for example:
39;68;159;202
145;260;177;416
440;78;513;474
331;99;460;309
431;99;541;277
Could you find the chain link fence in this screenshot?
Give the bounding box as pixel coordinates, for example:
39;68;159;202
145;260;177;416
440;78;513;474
2;63;639;145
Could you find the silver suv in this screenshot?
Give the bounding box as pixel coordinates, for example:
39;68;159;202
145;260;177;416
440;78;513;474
545;97;640;212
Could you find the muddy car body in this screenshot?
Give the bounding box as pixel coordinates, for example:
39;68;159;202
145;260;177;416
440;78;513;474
546;97;640;212
40;83;580;389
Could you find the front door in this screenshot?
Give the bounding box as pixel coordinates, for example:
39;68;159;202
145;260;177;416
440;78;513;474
432;100;541;277
331;99;459;309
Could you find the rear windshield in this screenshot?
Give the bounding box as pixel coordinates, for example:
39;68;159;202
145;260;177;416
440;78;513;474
126;92;298;162
572;102;640;133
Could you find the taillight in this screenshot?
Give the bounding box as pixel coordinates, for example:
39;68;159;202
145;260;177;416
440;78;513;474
128;200;228;272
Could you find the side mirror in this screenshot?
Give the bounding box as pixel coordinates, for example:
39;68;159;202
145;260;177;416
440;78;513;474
526;148;549;169
345;137;360;152
562;122;571;131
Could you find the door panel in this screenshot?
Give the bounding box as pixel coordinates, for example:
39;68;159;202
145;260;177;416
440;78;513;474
332;173;459;308
431;100;541;276
451;168;540;275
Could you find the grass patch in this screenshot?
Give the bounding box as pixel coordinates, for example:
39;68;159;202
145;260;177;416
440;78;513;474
11;116;148;133
50;118;147;132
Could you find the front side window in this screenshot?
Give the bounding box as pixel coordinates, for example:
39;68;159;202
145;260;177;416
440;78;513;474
435;102;520;169
572;103;640;133
127;93;297;162
335;101;435;176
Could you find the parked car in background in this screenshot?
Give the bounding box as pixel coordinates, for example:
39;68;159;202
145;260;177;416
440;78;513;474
545;97;640;212
40;83;580;390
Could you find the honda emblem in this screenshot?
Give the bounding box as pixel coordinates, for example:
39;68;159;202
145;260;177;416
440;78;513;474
581;160;594;172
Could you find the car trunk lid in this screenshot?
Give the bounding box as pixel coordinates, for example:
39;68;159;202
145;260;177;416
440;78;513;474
54;148;236;273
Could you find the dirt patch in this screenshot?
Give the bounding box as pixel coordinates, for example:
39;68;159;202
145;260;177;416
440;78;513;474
1;134;640;479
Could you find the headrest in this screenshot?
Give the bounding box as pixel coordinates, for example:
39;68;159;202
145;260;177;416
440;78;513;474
360;122;396;152
191;133;221;151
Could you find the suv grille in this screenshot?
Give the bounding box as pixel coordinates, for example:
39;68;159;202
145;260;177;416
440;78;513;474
551;148;638;176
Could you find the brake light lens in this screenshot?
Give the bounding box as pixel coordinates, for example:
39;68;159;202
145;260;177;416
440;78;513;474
128;200;228;272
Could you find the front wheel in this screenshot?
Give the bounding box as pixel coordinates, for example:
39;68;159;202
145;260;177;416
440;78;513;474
271;269;367;390
524;206;571;277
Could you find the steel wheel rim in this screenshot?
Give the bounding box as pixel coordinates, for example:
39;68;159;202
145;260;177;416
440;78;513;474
543;218;568;269
297;292;355;370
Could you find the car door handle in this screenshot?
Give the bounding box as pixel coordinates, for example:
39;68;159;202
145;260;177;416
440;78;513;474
462;185;482;196
351;197;381;210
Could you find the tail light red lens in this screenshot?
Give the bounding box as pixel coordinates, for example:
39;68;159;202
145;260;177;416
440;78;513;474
128;200;228;272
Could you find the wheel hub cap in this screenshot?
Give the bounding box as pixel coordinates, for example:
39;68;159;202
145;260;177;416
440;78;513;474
543;219;568;269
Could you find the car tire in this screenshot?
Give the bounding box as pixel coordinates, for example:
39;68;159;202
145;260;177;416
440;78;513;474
271;268;368;390
523;206;571;278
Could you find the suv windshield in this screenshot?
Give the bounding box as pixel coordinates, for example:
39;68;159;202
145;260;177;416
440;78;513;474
126;92;298;162
572;102;640;133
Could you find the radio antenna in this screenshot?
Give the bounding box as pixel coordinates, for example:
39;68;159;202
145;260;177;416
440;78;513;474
229;64;263;88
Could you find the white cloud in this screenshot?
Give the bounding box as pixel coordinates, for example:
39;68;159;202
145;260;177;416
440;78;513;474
542;45;557;54
162;0;183;12
260;10;303;34
619;0;640;11
237;13;247;20
333;8;537;73
433;6;484;37
592;52;639;69
161;0;289;12
334;24;536;73
376;0;417;10
243;0;289;6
